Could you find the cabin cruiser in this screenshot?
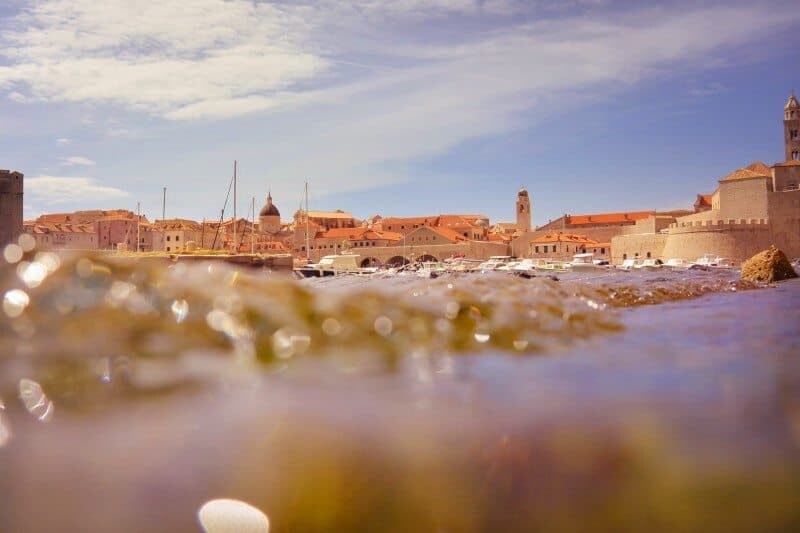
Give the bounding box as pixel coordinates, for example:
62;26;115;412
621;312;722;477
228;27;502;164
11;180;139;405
690;253;734;269
478;256;515;272
294;254;377;277
664;258;689;269
569;253;601;270
634;258;663;270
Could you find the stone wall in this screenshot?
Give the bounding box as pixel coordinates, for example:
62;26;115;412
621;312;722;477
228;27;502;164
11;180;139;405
0;170;23;248
718;178;770;220
610;233;668;264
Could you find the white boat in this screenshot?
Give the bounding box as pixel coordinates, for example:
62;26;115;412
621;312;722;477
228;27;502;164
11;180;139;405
619;259;636;270
690;253;734;269
664;258;689;269
634;258;663;270
569;253;601;270
294;254;377;277
479;256;514;272
416;261;446;278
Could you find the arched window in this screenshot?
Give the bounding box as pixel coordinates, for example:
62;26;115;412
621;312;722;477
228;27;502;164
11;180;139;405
646;252;651;258
623;253;627;260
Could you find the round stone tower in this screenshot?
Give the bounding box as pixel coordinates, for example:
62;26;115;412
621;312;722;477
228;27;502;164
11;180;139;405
258;192;281;234
516;187;531;232
785;91;800;161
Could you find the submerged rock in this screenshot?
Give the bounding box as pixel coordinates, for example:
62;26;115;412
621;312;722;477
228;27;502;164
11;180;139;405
740;246;799;283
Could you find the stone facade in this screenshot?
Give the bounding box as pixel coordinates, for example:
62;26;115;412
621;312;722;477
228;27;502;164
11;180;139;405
785;93;800;161
516;188;531;232
0;169;23;248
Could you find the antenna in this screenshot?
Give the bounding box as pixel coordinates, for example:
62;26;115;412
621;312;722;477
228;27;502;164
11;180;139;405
305;181;310;261
136;201;141;253
232;161;237;254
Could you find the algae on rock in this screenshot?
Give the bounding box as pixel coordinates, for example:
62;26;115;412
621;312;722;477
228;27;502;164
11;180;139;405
740;246;799;283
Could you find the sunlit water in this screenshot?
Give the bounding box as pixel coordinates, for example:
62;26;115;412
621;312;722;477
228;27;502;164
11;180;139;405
1;251;799;531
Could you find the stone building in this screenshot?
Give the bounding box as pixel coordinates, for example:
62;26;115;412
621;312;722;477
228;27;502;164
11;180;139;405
516;187;531;232
530;233;610;262
785;92;800;162
0;169;23;248
24;222;98;250
611;94;800;264
258;192;281;234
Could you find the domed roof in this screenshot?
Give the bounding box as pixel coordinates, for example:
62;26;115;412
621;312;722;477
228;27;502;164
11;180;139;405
259;193;280;218
518;187;528;197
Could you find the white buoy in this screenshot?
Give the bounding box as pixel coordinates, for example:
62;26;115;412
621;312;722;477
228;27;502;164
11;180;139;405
198;499;269;533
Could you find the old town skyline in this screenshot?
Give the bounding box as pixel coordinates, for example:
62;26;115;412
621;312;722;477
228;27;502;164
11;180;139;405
1;1;799;225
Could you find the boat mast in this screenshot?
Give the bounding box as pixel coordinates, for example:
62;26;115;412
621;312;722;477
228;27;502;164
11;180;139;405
251;196;255;255
305;181;310;260
232;161;237;254
136;201;140;253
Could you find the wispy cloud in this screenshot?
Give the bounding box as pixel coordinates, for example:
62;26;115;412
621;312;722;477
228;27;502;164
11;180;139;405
56;137;70;146
2;1;798;209
26;176;129;205
0;0;325;120
61;156;95;167
688;82;728;97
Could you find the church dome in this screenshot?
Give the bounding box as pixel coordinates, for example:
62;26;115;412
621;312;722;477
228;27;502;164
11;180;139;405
259;193;280;217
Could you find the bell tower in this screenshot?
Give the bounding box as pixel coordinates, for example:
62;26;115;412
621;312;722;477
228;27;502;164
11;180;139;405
785;91;800;161
516;187;531;232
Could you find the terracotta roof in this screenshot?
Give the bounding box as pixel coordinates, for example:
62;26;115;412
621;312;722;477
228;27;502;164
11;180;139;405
427;227;468;243
383;216;439;226
695;194;713;208
317;227;367;239
564;211;652;225
532;232;598;245
773;160;800;167
383;214;487;228
306;210;354;219
719;161;772;182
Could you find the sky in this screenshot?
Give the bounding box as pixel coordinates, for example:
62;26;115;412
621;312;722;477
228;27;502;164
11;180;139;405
1;0;798;226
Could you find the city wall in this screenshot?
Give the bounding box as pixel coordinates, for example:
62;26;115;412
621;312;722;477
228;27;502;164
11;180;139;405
0;170;23;247
310;240;510;265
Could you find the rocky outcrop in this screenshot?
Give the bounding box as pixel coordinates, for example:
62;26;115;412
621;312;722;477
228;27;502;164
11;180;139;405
740;246;798;283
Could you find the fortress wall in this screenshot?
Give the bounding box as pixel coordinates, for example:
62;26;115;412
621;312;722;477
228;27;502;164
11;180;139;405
718;179;770;220
610;233;668;264
0;170;24;247
660;222;773;263
767;190;800;258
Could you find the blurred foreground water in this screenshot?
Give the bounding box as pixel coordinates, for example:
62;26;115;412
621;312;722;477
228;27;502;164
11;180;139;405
1;251;799;531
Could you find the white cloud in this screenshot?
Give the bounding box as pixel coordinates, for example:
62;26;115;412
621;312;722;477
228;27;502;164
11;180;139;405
0;0;326;119
56;137;70;146
26;176;129;205
8;91;27;102
61;156;95;167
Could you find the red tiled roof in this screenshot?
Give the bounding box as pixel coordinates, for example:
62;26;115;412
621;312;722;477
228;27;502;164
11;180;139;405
719;161;772;182
695;194;713;208
426;227;468;243
773;160;800;167
564;211;653;225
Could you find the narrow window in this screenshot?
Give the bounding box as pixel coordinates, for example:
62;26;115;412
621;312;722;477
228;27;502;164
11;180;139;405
601;247;605;254
623;253;627;260
646;252;651;258
535;246;539;253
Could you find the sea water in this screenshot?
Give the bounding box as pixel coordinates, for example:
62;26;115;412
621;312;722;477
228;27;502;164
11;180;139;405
0;252;799;531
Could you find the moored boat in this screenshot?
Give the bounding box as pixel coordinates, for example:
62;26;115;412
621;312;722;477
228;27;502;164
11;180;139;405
294;254;377;277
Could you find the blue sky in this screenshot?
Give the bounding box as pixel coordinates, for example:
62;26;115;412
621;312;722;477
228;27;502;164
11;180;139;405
0;0;798;226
